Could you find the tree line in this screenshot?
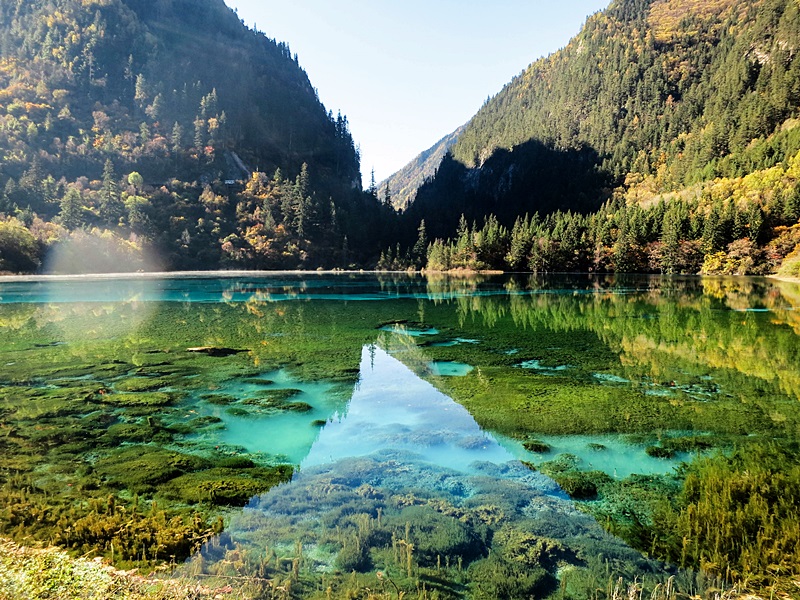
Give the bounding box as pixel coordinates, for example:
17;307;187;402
380;150;800;277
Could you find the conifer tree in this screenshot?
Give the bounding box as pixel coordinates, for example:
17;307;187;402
58;188;84;230
99;159;123;226
383;182;392;207
412;219;428;266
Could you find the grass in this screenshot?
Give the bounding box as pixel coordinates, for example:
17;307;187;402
0;538;245;599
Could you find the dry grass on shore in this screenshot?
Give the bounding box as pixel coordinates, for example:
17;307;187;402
0;538;243;600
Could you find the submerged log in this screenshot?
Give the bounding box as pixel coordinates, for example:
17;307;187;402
186;346;245;357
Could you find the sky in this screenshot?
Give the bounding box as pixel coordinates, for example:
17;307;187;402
224;1;610;184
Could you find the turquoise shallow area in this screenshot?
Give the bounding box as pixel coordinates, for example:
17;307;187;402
498;434;688;478
197;369;348;464
185;344;677;594
379;323;440;336
427;360;475;376
302;347;508;472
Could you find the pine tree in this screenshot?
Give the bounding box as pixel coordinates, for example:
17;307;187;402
660;204;683;274
412;219;428;266
383;182;392;207
367;169;377;198
99;159;122;226
701;203;723;255
58;188;84;230
134;73;149;107
506;216;531;270
171;122;184;152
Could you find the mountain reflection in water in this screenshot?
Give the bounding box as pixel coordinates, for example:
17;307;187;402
183;346;667;597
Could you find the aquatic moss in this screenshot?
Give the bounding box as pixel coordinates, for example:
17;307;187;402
661;435;715;453
19;420;94;447
392;504;487;566
467;554;555;599
241;377;275;386
225;407;250;417
55;496;222;565
522;439;551;453
645;442;800;587
168;416;224;434
201;394;237;405
94;446;209;494
96;391;178;407
645;446;675;459
492;529;570;570
158;465;293;506
215;456;256;469
550;472;607;500
245;388;303;403
1;386;95;420
113;376;177;392
538;453;580;474
335;536;372;573
4;274;800;593
103;421;168;444
238;388;313;413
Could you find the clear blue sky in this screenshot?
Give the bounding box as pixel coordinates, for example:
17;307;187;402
224;1;610;184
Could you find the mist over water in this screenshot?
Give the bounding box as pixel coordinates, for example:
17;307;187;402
42;231;163;275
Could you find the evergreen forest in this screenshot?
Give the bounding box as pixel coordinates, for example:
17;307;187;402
0;0;395;273
3;0;800;597
387;0;800;278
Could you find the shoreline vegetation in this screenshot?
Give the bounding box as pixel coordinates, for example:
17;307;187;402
0;539;219;600
0;0;798;596
0;537;761;600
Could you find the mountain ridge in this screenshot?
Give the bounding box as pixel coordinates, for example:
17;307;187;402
380;125;464;212
396;0;799;227
370;0;800;277
0;0;396;273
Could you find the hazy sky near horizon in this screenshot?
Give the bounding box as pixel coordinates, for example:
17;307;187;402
224;1;609;184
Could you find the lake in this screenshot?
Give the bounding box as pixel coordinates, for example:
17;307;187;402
1;272;798;598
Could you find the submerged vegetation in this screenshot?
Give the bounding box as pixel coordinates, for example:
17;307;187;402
648;444;800;589
1;274;799;597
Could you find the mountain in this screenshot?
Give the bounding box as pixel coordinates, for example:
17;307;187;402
399;0;800;226
448;0;800;187
0;0;393;273
380;125;464;212
390;0;800;275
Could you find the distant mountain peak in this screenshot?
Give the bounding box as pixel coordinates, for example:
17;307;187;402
380;126;465;211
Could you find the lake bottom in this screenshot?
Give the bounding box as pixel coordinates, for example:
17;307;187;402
178;346;694;598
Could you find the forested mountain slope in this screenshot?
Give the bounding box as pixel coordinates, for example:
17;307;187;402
391;0;800;275
380;125;463;212
404;0;800;234
0;0;392;272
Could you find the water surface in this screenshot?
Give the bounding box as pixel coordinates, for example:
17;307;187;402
2;272;799;597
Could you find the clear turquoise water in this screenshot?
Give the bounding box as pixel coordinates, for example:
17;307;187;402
198;369;348;464
427;360;475;376
497;434;688;478
3;272;800;596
